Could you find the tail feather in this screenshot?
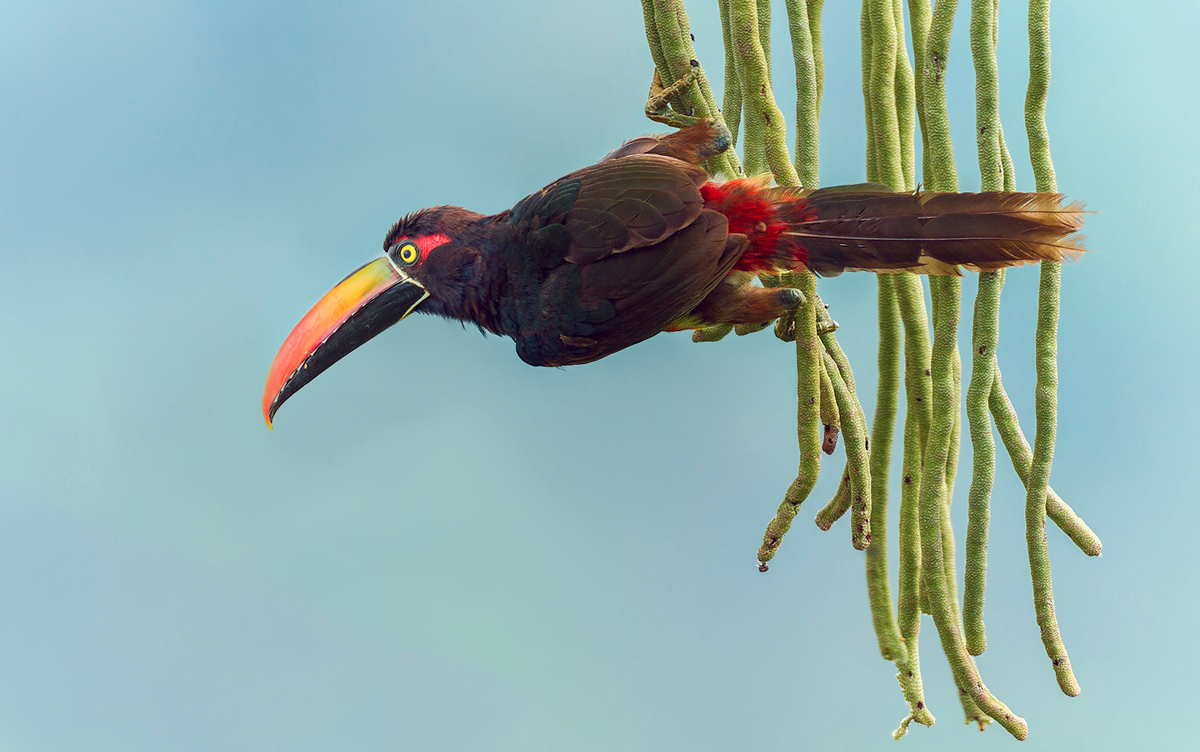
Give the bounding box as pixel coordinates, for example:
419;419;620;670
793;186;1086;276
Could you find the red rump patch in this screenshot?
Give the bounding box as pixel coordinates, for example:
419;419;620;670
701;180;813;273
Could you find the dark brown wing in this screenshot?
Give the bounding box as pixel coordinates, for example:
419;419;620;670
498;154;741;366
599;118;732;166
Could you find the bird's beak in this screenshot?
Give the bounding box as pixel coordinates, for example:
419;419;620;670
262;255;429;428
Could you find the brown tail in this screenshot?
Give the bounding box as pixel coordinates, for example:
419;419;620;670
782;184;1087;276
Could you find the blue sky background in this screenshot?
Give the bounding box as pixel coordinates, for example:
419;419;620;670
2;0;1197;749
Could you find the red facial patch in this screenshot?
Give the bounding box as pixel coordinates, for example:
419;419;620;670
415;233;451;254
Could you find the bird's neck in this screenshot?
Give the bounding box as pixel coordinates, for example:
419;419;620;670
417;217;511;335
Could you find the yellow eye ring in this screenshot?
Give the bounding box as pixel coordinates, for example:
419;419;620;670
396;242;419;266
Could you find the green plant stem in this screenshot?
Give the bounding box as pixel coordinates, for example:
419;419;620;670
866;274;906;661
1025;0;1078;698
963;0;1003;658
891;272;934;731
866;0;903;189
893;0;916;189
923;0;960;193
809;0;825;114
813;300;872;551
892;412;935;738
758;272;821;565
757;0;772;83
785;0;820;186
816;465;852;530
907;0;932;184
819;354;840;430
730;0;801;186
819;350;872;551
989;366;1101;555
963;272;1001;656
861;2;879;180
719;0;743;148
922;276;1023;737
643;0;741;178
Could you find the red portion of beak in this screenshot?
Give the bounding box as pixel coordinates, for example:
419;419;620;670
262;256;428;428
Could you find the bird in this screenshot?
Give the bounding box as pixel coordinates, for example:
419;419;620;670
262;119;1084;427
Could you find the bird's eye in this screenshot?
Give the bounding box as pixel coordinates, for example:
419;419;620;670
394;241;420;267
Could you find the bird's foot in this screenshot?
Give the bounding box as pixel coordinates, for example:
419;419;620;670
692;324;733;343
814;294;839;335
645;69;702;128
771;288;806;342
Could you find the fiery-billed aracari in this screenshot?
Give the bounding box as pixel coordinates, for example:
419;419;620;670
263;120;1084;427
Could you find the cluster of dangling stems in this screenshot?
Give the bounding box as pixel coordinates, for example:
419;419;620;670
640;0;1101;740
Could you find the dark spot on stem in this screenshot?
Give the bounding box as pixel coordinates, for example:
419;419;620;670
690;59;699;67
917;702;924;710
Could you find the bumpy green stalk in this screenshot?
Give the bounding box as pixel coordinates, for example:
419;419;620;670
866;275;906;660
963;0;1003;657
922;276;1023;737
907;0;932;184
816;465;851;529
757;0;772;83
809;0;825;113
882;21;934;706
892;272;933;729
963;270;1001;656
920;0;1006;728
819;354;840;430
819;350;872;551
811;301;872;550
1024;0;1079;698
785;0;820;186
998;123;1016;190
971;0;1002;189
644;0;741;178
922;0;960;193
719;0;743;148
730;0;801;186
758;272;822;565
892;0;916;189
989;366;1101;555
867;0;903;189
858;0;913;677
641;0;670;81
861;2;879;180
892;416;935;738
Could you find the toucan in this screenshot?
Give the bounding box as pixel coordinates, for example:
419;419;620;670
263;119;1083;427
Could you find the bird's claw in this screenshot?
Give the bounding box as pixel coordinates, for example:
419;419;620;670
645;69;702;128
812;293;839;335
774;315;797;342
